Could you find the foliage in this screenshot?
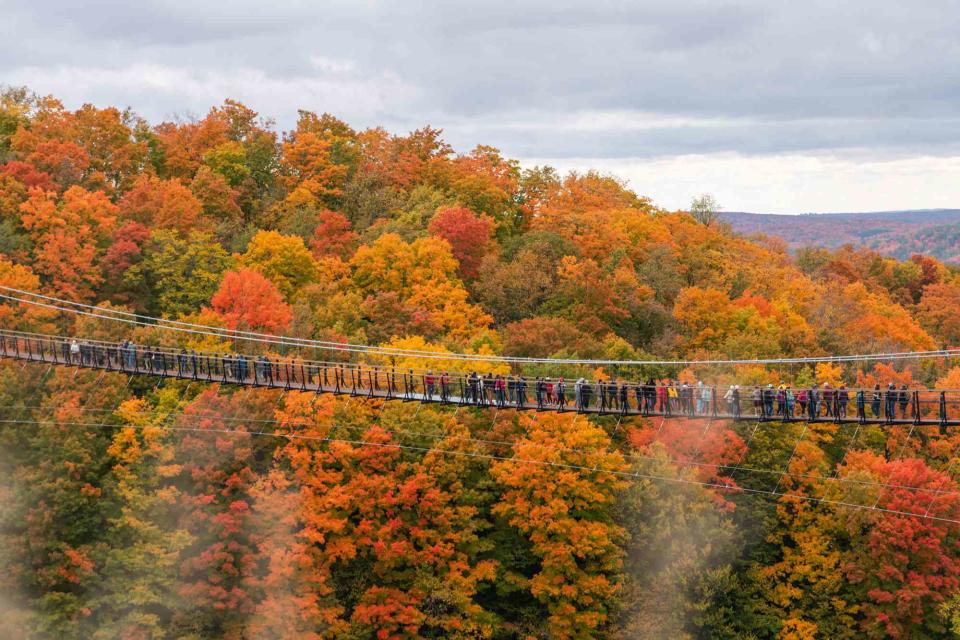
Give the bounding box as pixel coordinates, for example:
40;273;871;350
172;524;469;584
2;90;960;639
210;268;292;332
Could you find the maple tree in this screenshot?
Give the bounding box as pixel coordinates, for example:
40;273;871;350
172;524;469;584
308;209;358;260
118;175;206;234
837;452;960;638
491;413;627;639
210;268;293;333
427;206;494;281
19;185;117;300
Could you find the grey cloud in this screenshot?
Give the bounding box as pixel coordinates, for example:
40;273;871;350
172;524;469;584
4;0;960;161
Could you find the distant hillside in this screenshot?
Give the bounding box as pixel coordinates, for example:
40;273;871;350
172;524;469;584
725;209;960;263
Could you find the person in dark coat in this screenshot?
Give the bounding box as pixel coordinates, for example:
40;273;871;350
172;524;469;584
899;383;909;419
808;384;820;419
885;383;897;419
837;385;849;419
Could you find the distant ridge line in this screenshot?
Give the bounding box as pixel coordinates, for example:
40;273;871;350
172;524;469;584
723;209;960;263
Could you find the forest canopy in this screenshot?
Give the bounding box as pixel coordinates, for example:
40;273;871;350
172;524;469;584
1;86;960;639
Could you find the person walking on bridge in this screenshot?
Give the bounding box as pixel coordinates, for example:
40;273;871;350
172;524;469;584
885;382;897;420
607;379;618;411
837;385;849;418
469;372;479;404
425;371;435;400
495;374;506;406
644;379;655;413
681;382;692;415
724;385;735;414
763;384;775;418
899;383;909;419
809;383;821;419
440;372;450;401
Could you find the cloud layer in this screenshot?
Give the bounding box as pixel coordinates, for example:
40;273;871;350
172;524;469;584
4;0;959;212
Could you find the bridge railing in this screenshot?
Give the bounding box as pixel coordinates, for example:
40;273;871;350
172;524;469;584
0;329;958;424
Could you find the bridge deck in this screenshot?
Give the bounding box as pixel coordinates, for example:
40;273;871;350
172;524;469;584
0;330;957;427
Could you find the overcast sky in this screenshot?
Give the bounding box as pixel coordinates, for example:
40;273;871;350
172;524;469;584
4;0;960;213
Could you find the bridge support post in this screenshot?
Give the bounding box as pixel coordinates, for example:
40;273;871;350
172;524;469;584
939;391;948;429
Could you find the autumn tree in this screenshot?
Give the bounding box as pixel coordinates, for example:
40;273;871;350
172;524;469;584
837;452;960;639
240;230;318;301
0;256;57;331
427;206;494;281
309;209;358;260
86;395;192;639
0;86;34;159
280;131;348;202
121;230;234;317
19;185;117;300
10;98;146;194
210;268;292;333
491;413;627;639
614;448;739;639
169;388;280;638
118;174;206;234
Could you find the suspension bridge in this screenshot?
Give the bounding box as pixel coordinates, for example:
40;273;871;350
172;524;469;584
1;286;959;524
2;329;958;426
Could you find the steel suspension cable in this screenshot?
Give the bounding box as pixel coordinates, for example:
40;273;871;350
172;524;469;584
4;285;960;367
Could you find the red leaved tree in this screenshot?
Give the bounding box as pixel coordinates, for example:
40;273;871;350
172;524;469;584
210;269;292;333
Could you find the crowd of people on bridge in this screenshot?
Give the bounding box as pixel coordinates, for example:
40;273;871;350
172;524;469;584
446;374;916;420
2;335;925;422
